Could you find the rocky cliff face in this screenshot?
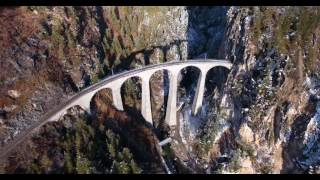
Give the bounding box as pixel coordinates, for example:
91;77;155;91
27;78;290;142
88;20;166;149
198;6;320;174
161;6;320;174
1;6;320;174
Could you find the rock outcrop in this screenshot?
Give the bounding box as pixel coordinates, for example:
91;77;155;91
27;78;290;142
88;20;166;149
200;6;320;174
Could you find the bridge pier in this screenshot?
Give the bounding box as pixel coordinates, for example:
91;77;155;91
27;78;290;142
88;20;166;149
141;73;153;125
111;84;124;111
165;68;181;126
192;68;209;115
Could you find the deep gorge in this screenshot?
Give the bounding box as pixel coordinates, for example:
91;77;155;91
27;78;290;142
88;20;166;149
0;6;320;174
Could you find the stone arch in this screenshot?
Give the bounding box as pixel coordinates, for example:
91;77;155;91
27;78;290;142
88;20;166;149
191;65;230;115
149;69;171;131
120;75;143;112
178;65;202;90
119;74;154;125
90;87;114;116
204;65;231;94
177;65;202;115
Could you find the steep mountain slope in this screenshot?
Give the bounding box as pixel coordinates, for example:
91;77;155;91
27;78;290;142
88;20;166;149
195;6;320;174
0;6;320;174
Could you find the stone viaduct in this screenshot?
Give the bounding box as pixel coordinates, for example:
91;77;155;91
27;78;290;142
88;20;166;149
47;59;232;126
0;59;232;161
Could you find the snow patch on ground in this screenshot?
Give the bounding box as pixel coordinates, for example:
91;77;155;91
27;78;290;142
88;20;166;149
305;76;320;99
299;101;320;168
